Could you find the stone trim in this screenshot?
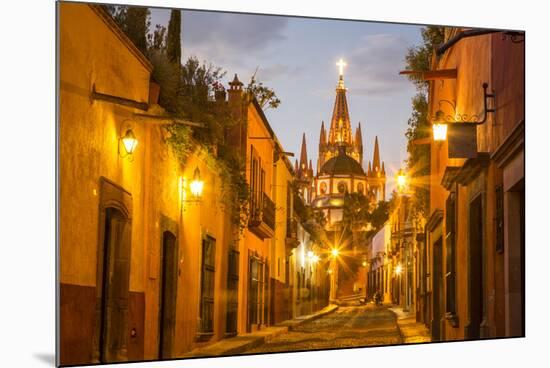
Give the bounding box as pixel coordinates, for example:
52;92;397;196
426;209;444;232
455;153;490;186
491;120;525;168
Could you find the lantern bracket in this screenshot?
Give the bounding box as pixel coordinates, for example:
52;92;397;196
432;83;495;126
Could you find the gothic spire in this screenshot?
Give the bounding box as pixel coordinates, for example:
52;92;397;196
355;123;363;147
299;133;308;172
372;136;381;173
328;64;352;146
319;121;327;148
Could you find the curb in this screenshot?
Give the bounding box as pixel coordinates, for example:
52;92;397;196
279;304;339;331
182;305;338;357
387;308;405;344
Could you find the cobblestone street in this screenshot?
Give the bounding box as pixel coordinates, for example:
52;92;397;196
244;305;407;354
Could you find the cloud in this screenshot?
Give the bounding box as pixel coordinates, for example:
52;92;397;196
347;34;411;96
182;11;288;65
256;64;306;82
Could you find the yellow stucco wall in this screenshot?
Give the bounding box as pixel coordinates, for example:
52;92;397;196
59;3;152;290
60;3;235;361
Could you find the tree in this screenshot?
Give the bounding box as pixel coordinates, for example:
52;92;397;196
166;10;182;65
367;201;390;233
247;77;281;110
147;24;167;51
124;7;150;54
402;26;445;217
103;5;150;54
404;27;445;91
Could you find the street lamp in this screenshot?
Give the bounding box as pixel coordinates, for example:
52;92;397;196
395;263;403;275
331;248;339;257
396;169;407;192
189;167;204;199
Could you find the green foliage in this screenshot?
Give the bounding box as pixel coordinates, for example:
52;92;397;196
247;77;281;110
342;192;370;229
402;25;444;217
148;24;167;50
404;26;445;91
367;200;390;232
148;50;179;112
150;52;249;234
166;10;181;65
104;5;151;54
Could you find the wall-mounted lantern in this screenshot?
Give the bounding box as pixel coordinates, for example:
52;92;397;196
431;83;495;158
180;166;205;210
189;167;204;199
119;123;138;161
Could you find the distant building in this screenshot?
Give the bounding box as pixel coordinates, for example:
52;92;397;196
297;67;387;229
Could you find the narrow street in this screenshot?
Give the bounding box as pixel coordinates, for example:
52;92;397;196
244;305;403;354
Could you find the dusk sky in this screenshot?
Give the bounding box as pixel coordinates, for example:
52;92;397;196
150;8;424;190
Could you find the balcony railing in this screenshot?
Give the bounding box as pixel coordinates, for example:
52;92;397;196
285;216;299;250
249;192;275;239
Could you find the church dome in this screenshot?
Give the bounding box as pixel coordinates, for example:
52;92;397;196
320;146;365;176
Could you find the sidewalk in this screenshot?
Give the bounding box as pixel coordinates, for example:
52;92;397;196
388;307;431;343
181;304;339;357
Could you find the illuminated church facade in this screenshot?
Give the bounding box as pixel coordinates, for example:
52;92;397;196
295;60;386;228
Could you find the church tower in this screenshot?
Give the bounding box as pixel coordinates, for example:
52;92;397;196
296;133;313;202
366;136;386;202
321;59;363;167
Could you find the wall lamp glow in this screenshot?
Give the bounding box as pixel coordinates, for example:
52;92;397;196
119;128;138;161
180;167;204;210
431;83;495;142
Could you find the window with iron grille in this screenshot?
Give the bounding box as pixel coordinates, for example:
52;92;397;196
199;235;216;335
445;193;457;316
495;185;504;253
225;249;239;336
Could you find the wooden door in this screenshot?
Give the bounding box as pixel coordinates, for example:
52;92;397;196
99;208;131;363
159;231;177;359
467;195;484;339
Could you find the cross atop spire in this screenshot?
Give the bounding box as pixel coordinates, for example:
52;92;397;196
336;59;347;89
337;59;347;77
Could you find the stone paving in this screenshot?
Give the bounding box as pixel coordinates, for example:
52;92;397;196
244;304;404;354
388;307;431;344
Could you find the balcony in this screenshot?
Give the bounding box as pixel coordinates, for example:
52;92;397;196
285;216;299;250
249;192;275;239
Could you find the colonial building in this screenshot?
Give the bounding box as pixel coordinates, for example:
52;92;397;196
58;4;331;365
411;27;524;342
59;4;236;364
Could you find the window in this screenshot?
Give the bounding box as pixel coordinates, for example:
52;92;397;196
337;181;347;193
495;185;504;253
445;193;457;319
199;235;216;335
357;182;364;194
320;181;327;194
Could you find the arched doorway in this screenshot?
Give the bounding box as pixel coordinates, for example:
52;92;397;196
98;207;132;362
92;178;133;364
